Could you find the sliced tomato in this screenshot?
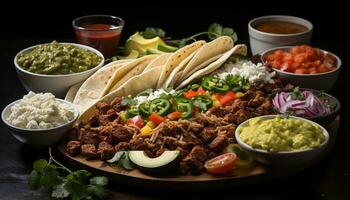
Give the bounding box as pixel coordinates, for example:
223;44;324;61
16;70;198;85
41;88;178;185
205;153;237;175
219;91;236;106
149;113;165;125
126;115;144;128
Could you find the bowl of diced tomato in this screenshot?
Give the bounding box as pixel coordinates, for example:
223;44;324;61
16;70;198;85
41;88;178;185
262;45;341;91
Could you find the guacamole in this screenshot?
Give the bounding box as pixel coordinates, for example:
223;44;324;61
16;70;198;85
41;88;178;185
238;116;325;152
17;41;102;75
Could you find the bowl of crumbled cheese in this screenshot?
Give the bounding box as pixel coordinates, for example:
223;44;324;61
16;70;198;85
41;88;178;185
1;91;79;146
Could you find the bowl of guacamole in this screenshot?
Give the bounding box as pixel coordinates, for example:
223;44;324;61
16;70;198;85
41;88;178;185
235;115;330;166
14;41;104;97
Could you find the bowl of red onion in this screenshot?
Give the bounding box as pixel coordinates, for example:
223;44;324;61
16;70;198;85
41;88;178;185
272;87;340;125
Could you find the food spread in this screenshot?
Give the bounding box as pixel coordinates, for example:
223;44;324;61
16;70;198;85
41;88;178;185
6;91;75;129
1;16;342;195
238;116;325;152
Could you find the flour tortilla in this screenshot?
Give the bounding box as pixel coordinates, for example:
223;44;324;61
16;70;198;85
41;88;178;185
162;49;198;89
176;44;247;90
180;36;234;79
72;60;132;114
176;53;223;85
143;53;172;73
65;82;83;103
79;66;163;123
156;41;206;89
101;55;158;97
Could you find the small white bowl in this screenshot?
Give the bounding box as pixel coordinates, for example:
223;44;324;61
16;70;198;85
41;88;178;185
248;15;313;55
261;46;341;91
1;99;79;147
14;43;104;98
235;115;330;167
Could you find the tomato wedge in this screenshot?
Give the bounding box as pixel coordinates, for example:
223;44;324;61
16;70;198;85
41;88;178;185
149;113;165;125
204;153;237;175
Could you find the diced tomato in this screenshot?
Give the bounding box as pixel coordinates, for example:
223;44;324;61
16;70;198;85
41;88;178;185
266;45;336;75
197;86;206;95
149;113;165;125
317;64;331;73
167;111;182;120
205;153;237;175
294;68;309;74
126;115;144;128
183;89;198;99
212;93;223;101
219;91;236;106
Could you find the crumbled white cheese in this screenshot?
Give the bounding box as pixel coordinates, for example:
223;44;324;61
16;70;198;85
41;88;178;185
6;91;75;129
214;60;276;86
134;88;177;106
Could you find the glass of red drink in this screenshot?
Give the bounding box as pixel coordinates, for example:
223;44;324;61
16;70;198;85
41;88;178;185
73;15;124;58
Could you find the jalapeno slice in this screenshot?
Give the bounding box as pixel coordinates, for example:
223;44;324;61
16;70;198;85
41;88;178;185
138;102;151;118
175;98;193;119
149;98;172;116
201;77;230;92
192;95;213;111
125;106;138;119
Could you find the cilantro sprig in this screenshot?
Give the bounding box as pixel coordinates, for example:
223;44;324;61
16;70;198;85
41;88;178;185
28;148;109;200
141;23;238;48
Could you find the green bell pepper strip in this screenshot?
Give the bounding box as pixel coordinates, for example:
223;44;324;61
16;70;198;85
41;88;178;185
192;95;213;111
138;102;151;118
149;98;172;116
175;98;193;119
201;77;230;92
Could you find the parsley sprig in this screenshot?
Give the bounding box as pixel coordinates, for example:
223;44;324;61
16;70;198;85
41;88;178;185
28;148;109;200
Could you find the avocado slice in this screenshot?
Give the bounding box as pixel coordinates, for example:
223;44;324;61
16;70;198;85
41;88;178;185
157;44;178;52
145;48;167;55
124;32;166;55
129;151;179;172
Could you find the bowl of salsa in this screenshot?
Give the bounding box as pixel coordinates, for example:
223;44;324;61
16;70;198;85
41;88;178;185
261;45;341;91
73;15;124;58
248;15;313;54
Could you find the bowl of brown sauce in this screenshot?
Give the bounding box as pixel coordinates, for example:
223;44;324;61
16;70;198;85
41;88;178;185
248;15;313;54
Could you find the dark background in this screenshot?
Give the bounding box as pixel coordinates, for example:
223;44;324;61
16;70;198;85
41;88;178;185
1;1;349;199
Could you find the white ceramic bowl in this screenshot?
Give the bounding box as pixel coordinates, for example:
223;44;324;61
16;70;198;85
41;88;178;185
14;43;104;98
1;99;79;147
248;15;313;55
261;46;341;91
235;115;330;167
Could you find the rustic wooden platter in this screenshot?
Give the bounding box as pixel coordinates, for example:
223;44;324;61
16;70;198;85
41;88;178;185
56;117;339;190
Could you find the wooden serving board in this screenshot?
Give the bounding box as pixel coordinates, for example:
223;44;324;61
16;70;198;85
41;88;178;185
56;117;339;190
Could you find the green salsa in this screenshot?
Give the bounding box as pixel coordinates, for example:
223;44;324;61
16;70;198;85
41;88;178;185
16;41;102;75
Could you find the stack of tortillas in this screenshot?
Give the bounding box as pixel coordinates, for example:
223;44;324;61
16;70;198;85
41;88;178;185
64;36;247;122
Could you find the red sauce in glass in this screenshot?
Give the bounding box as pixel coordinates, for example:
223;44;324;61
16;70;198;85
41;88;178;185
75;24;122;58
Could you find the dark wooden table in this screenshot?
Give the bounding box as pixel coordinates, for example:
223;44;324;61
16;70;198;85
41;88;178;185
1;38;349;200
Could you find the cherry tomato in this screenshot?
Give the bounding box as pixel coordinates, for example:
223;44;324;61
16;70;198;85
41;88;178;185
204;153;237;175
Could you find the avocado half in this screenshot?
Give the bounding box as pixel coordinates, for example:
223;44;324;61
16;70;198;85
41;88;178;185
129;150;180;173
